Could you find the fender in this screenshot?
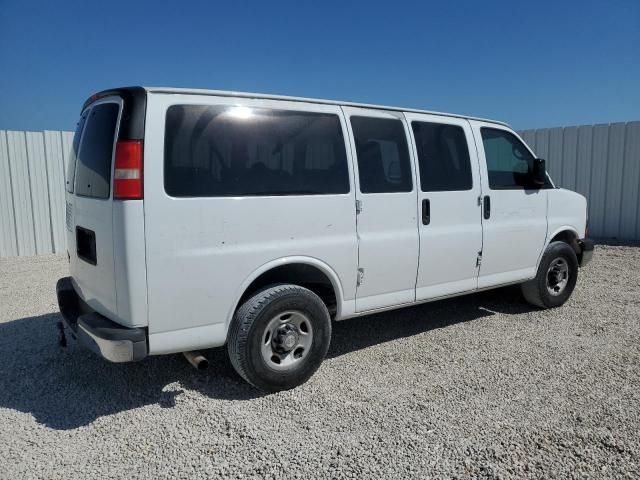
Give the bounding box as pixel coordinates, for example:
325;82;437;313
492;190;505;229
535;225;580;272
547;225;580;245
224;256;346;333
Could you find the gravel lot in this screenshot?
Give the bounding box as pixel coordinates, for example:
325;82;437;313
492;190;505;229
1;244;639;479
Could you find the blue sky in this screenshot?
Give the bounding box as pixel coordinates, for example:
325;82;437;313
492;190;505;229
0;0;638;131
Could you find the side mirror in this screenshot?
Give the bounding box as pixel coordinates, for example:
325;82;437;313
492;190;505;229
532;158;546;186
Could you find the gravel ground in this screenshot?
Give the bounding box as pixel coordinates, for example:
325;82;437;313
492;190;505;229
1;244;639;479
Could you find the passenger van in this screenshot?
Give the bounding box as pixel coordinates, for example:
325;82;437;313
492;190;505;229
56;87;594;391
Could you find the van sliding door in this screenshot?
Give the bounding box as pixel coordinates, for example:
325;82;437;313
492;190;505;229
405;113;483;300
342;106;419;312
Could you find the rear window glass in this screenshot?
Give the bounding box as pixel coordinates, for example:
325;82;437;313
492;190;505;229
164;105;350;197
66;112;88;193
74;103;119;199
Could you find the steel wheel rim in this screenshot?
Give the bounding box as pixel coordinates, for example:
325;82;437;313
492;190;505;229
546;257;569;296
261;310;313;371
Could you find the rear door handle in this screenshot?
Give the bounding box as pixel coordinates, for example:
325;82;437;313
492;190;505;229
422;199;430;225
483;195;491;220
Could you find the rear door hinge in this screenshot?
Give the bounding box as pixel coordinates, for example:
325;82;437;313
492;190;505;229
356;199;363;215
357;267;365;286
476;251;483;268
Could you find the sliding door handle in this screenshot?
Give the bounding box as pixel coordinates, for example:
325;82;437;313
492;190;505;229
483;195;491;220
422;199;431;225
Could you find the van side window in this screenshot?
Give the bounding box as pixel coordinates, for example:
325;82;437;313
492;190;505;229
350;117;412;193
164;105;350;197
481;128;539;190
412;122;472;192
74;103;119;199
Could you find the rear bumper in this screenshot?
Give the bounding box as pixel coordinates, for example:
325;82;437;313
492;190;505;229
56;277;147;362
578;238;594;267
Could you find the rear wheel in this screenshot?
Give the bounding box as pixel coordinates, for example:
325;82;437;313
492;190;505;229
521;241;579;308
227;284;331;392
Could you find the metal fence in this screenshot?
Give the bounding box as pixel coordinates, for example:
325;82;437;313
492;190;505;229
0;130;73;257
0;121;639;257
520;122;640;241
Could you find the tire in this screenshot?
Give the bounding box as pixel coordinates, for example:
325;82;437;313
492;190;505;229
227;284;331;392
521;241;579;309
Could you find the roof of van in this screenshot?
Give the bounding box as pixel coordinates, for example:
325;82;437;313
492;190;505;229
141;86;510;127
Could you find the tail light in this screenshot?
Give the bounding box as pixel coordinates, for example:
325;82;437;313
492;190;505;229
114;140;143;200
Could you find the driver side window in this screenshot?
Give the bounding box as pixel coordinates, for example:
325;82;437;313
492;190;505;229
481;128;536;190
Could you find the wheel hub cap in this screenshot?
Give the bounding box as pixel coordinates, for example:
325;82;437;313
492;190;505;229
273;324;299;352
546;257;570;296
261;310;313;371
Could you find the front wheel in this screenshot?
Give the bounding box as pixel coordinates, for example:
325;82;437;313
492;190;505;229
227;284;331;392
521;241;579;309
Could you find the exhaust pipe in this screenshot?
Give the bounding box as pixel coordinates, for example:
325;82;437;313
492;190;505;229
183;351;209;370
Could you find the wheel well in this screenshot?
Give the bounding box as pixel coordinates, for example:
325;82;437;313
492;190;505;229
550;230;580;255
238;264;338;319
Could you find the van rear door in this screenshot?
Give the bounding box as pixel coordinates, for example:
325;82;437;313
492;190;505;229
66;97;122;320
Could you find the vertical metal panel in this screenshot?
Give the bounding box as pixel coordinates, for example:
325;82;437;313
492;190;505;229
44;131;67;253
0;131;18;257
548;128;564;186
575;125;593;198
534;129;550;161
603;124;626;237
521;130;536;151
589;124;610;237
6;131;36;255
25;132;53;254
561;127;578;191
621;122;640;240
62;131;73;176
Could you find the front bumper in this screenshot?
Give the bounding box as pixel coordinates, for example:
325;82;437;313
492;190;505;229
578;238;594;267
56;277;147;362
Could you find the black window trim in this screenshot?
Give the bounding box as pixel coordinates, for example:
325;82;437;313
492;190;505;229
82;86;147;142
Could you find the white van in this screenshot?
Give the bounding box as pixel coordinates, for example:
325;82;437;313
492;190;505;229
56;87;594;391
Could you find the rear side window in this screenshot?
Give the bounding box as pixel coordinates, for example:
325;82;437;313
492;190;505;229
350;116;412;193
74;103;119;199
412;122;472;192
164;105;350;197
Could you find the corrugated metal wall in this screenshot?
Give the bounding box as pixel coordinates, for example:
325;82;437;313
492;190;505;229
0;122;638;257
0;130;73;257
519;122;640;241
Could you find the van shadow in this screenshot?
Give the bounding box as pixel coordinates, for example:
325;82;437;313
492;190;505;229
0;286;534;430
